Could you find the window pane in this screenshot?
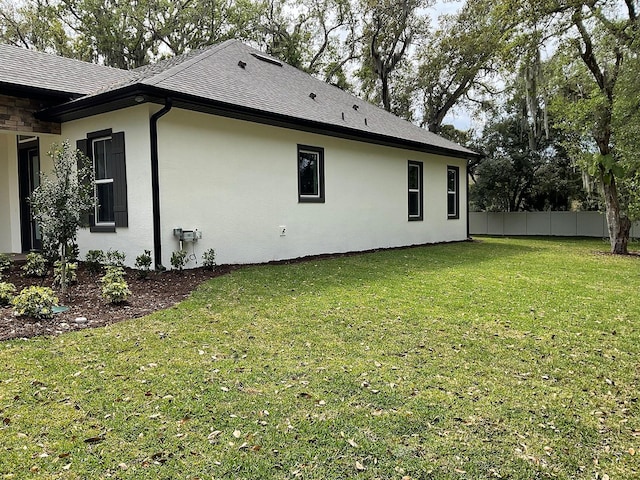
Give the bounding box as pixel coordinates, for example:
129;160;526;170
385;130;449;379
409;191;420;217
448;192;456;216
448;169;457;192
299;151;319;196
408;165;420;190
96;183;115;223
94;139;112;180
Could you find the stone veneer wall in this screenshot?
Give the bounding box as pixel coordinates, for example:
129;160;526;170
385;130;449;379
0;94;61;134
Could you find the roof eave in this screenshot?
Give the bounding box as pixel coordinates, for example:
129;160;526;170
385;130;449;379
38;84;481;160
0;81;80;101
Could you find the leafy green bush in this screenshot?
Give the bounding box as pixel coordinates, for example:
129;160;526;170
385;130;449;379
134;250;152;279
85;250;105;274
66;242;80;262
202;248;216;271
21;252;47;278
54;261;77;286
171;249;188;271
12;286;59;319
0;253;12;277
0;282;16;306
105;249;126;267
100;266;130;304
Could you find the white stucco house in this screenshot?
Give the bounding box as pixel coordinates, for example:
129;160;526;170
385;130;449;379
0;40;479;269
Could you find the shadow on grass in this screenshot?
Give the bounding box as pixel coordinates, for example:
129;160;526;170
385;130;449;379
193;239;536;300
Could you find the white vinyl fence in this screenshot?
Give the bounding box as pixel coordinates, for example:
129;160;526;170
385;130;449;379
470;211;640;238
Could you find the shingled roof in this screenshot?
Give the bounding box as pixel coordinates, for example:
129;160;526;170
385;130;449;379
1;40;478;158
0;43;133;97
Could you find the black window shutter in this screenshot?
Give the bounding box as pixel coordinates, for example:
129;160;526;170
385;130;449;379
76;139;93;227
111;132;128;227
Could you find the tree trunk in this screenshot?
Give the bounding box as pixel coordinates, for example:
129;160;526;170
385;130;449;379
381;73;391;112
60;243;67;296
601;173;631;254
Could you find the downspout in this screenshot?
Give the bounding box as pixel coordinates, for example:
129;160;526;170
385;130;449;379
466;157;471;240
150;98;172;269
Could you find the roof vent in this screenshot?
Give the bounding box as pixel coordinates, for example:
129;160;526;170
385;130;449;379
309;92;316;100
238;60;246;69
251;53;283;67
341;112;345;120
365;118;368;126
352;104;359;111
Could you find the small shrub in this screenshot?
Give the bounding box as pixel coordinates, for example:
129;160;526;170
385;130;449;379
22;252;48;278
85;250;105;274
202;248;216;271
54;261;77;286
100;266;130;304
0;282;16;306
66;242;80;262
12;286;59;319
105;249;126;267
0;253;12;276
134;250;152;279
171;249;188;271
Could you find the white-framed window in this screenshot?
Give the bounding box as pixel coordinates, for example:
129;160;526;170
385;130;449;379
77;129;128;232
447;165;459;219
298;144;325;203
408;160;423;221
93;137;115;225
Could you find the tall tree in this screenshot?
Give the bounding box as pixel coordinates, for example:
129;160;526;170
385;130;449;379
541;1;638;253
358;0;430;113
415;0;511;133
0;0;71;55
254;0;360;89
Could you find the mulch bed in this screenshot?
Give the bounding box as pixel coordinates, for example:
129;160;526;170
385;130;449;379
0;263;237;341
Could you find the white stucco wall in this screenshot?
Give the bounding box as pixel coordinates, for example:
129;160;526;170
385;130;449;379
0;132;57;253
155;108;468;267
57;105;467;267
0;134;17;252
62;105;154;264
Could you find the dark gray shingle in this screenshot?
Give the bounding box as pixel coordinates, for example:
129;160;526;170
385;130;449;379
1;40;476;157
0;43;133;95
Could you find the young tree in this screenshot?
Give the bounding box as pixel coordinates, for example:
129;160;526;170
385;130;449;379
30;141;95;295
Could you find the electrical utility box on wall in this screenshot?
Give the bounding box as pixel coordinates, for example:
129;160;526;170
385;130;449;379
173;228;202;242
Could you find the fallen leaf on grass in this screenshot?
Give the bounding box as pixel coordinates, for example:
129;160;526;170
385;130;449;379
233;430;242;438
83;435;105;444
348;439;359;448
355;460;366;471
207;430;222;444
150;452;169;464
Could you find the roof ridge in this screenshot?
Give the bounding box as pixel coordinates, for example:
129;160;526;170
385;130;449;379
142;39;239;87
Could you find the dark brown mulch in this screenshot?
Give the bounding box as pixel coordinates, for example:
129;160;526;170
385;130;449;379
0;263;237;342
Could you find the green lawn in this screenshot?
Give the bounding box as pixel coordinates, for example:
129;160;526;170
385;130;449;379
1;237;639;479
